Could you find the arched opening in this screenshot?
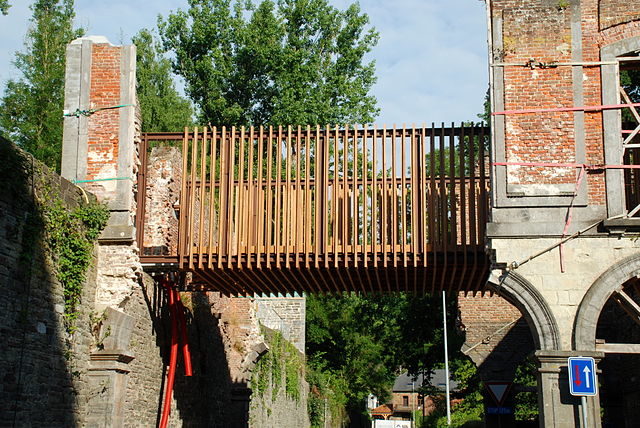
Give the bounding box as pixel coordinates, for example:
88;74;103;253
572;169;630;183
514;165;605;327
574;253;640;427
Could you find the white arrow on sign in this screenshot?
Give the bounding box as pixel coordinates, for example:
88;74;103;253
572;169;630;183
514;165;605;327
583;366;591;389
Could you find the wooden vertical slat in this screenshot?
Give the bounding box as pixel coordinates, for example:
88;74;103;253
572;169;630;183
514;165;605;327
294;126;302;268
342;125;348;265
439;124;447;253
236;127;246;259
447;123;458;292
468;125;477;247
449;123;457;248
459;125;468;249
198;127;208;269
353;125;359;267
333;125;339;268
275;125;283;268
285;125;292;268
401;124;407;267
372;125;378;268
381;125;388;268
478;125;487;244
420;125;427;265
179;128;189;268
391;125;398;266
246;126;255;267
410;126;417;267
362;125;368;268
257;127;265;256
438;124;448;292
323;126;330;268
227;126;236;268
428;124;437;293
305;126;312;268
217;127;228;269
265;126;274;269
208;127;218;269
315;125;322;268
188;128;199;270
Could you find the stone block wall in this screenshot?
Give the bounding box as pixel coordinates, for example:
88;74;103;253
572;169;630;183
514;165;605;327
0;138;98;426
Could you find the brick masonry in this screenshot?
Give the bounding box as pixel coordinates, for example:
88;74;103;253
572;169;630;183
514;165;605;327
458;292;534;381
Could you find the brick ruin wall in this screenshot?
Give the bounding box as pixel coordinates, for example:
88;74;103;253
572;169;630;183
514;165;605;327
458;292;535;381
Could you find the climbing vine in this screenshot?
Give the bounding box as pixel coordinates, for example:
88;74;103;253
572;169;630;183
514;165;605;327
42;197;109;331
252;327;304;403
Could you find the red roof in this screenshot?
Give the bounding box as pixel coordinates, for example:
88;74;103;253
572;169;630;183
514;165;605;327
371;404;393;415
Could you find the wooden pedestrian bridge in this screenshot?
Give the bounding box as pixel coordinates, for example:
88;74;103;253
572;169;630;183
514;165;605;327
136;123;490;295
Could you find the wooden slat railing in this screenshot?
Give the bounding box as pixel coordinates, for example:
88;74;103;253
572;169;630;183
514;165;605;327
174;124;489;268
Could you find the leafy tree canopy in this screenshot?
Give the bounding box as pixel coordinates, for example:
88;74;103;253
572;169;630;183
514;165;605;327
132;29;194;132
0;0;83;170
306;292;463;422
0;0;10;14
159;0;379;126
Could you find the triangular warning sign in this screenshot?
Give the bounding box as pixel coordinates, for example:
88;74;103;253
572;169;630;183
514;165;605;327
485;382;512;405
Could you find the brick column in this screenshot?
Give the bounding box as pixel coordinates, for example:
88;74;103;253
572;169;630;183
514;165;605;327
61;35;138;242
61;36;140;428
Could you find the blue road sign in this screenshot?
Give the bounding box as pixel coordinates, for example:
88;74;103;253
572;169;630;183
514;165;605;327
568;357;597;396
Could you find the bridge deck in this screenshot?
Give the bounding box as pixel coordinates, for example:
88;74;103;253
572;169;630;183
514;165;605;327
136;124;490;295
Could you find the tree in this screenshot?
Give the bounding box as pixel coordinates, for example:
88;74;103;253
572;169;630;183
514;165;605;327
306;292;462;424
1;1;10;14
158;0;379;126
0;0;83;170
132;29;194;132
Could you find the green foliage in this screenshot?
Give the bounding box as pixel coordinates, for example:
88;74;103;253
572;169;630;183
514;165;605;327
252;327;304;402
42;197;109;330
513;355;539;422
306;292;463;422
0;0;83;171
621;69;640;125
0;0;10;14
132;28;194;132
159;0;379;126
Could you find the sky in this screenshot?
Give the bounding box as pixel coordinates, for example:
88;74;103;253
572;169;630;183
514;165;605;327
0;0;489;126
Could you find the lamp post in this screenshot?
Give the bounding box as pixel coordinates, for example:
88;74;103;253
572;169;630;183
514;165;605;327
412;380;415;428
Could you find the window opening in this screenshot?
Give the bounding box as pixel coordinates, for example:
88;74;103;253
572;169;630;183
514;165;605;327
619;54;640;216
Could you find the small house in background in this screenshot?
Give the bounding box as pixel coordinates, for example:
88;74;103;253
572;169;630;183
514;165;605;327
370;370;459;424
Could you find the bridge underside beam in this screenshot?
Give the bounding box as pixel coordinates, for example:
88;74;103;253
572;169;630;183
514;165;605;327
178;252;490;296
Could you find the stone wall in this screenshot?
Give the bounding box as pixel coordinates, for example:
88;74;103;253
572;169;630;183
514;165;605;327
255;296;306;353
0;138;98;426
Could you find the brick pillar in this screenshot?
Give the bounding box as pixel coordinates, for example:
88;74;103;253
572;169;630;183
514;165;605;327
61;35;138;242
61;36;139;428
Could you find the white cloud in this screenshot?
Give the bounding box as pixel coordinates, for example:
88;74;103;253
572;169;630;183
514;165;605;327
0;0;489;125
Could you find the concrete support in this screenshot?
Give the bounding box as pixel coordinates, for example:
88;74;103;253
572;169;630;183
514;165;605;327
535;350;603;428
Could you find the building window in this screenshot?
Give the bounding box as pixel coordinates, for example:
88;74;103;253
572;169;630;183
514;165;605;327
403;396;409;407
620;57;640;215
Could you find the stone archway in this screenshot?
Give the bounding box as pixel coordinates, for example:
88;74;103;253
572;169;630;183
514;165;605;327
573;253;640;426
486;270;561;351
574;252;640;351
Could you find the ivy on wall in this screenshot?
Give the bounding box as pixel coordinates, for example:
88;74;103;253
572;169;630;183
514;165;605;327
252;327;304;403
4;136;111;334
42;196;109;331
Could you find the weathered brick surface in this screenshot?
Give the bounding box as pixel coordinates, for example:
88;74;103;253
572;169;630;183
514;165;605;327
85;44;123;203
599;0;640;30
458;292;534;380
